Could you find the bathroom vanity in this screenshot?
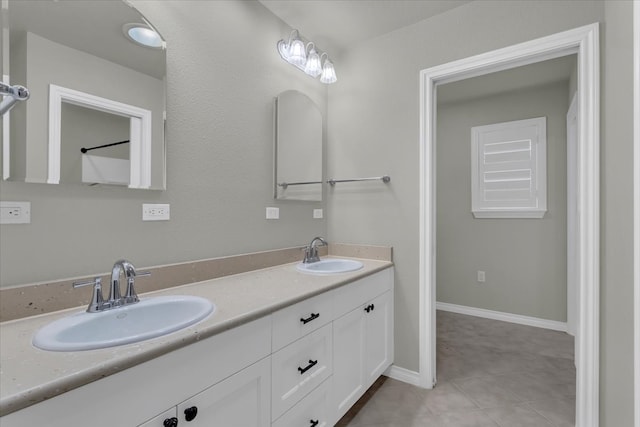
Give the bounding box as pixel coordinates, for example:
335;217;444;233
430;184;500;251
0;259;393;427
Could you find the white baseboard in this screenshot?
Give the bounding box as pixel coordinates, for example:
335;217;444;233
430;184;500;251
436;301;568;332
384;365;421;387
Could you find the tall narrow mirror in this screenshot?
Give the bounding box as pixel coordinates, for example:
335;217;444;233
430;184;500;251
274;90;322;201
1;0;166;189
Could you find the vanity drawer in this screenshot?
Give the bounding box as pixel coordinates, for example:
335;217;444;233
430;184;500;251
272;378;332;427
272;291;333;351
333;268;393;319
271;323;333;421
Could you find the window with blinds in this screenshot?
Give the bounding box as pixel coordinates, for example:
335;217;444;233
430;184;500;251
471;117;547;218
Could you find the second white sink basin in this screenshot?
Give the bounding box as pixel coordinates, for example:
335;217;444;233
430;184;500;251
32;295;214;352
296;259;364;275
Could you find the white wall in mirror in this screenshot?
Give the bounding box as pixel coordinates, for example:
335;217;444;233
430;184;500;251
274;90;323;201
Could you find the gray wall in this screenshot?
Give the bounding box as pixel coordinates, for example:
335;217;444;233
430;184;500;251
436;81;569;322
326;0;634;424
600;0;635;422
0;0;328;286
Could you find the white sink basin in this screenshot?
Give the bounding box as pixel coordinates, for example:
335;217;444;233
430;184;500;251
33;295;214;351
296;259;364;275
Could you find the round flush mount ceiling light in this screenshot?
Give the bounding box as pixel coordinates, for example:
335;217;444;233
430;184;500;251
123;23;164;49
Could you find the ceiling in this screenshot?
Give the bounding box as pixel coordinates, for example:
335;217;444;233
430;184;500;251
258;0;472;54
6;0;165;79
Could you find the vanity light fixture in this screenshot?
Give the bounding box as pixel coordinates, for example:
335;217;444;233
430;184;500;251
319;54;337;84
277;30;337;84
123;23;164;49
304;44;322;77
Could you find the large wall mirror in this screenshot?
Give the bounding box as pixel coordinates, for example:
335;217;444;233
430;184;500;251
274;90;322;201
1;0;166;189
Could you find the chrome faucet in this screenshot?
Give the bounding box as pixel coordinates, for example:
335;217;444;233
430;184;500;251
73;259;150;313
110;259;136;306
303;237;327;263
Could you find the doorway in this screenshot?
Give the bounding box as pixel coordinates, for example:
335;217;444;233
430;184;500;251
419;23;600;426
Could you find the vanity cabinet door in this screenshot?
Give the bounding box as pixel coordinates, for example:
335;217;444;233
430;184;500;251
364;291;394;385
176;356;271;427
138;408;178;427
332;288;394;423
332;304;367;422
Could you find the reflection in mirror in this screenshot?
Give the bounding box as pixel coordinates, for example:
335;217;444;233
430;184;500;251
61;104;130;186
1;0;166;189
274;90;323;201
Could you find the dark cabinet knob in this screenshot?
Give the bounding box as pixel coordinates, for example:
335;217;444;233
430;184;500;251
184;406;198;422
163;417;178;427
310;419;319;427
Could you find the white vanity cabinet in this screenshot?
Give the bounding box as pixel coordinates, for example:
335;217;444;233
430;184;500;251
2;266;394;427
139;357;271;427
2;317;272;427
332;269;394;422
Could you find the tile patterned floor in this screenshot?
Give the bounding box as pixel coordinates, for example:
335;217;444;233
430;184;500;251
336;310;576;427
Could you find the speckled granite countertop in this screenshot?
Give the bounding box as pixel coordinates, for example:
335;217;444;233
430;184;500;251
0;258;392;417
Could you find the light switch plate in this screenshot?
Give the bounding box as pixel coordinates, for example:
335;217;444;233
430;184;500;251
477;271;486;283
0;201;31;224
266;207;279;219
313;209;323;219
143;204;170;221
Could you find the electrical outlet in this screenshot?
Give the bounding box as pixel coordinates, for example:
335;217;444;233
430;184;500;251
313;209;323;219
477;271;486;283
0;201;31;224
143;204;170;221
266;207;279;219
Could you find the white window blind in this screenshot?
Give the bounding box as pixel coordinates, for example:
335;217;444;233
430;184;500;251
471;117;547;218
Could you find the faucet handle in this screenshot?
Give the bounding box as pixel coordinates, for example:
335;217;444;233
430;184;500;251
123;271;151;304
73;277;105;313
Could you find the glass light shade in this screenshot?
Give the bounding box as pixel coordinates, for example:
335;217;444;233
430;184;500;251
304;49;322;77
124;24;163;48
288;39;306;67
320;60;337;84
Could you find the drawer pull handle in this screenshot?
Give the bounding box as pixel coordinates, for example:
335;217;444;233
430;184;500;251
163;418;178;427
300;312;320;324
184;406;198;422
310;420;319;427
365;304;375;313
298;359;318;374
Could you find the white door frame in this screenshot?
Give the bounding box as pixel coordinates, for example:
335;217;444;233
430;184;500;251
419;23;600;426
47;84;152;189
633;2;640;426
567;93;578;341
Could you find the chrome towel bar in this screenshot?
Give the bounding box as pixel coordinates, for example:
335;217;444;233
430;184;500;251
278;181;323;189
327;175;391;186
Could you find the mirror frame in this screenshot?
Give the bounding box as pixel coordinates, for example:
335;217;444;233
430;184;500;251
273;90;323;201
